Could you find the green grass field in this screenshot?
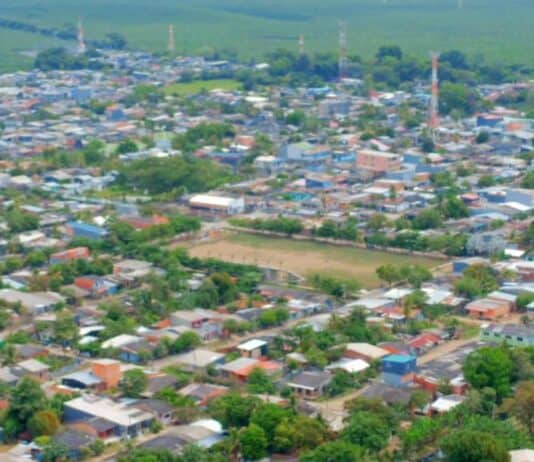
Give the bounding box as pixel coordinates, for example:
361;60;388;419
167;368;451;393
0;0;532;71
0;28;64;72
164;79;242;96
187;232;442;288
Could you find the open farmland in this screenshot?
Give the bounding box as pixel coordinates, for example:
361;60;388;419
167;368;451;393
186;232;442;288
0;0;532;70
0;28;64;72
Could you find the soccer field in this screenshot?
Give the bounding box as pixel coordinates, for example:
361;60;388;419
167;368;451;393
0;0;532;71
186;232;442;288
164;79;243;97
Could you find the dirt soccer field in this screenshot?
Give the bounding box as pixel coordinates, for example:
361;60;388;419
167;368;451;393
186;232;442;288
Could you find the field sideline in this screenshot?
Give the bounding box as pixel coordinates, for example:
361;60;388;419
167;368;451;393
184;232;442;289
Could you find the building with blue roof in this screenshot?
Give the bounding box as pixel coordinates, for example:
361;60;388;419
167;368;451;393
66;222;108;240
381;354;417;388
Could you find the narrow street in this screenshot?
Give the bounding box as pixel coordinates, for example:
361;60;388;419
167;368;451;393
313;334;479;415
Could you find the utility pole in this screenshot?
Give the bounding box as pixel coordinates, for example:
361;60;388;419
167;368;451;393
429;52;440;139
298;34;305;55
77;16;86;54
338;21;347;80
168;24;175;53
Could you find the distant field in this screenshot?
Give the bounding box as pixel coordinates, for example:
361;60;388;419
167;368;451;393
0;28;64;72
186;232;441;288
164;79;242;96
0;0;532;71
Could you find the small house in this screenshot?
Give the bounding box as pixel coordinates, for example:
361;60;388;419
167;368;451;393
381;354;417;388
465;298;511;320
286;371;332;399
178;383;229;407
237;339;268;358
481;324;534;346
50;247;90;264
344;343;389;362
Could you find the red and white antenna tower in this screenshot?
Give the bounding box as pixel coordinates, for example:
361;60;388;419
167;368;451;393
338;21;347;80
168;24;176;53
429;52;440;134
298;34;305;55
77;17;86;54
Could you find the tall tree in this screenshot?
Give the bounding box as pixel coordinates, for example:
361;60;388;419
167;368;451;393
440;430;510;462
239;424;268;461
463;347;513;401
28;409;61;437
120;369;148;398
299;441;370;462
499;381;534;436
8;377;48;435
341;411;390;451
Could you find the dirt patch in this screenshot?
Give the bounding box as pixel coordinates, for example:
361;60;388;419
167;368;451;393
186;233;441;288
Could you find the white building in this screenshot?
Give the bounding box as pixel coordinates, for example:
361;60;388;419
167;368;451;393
189;194;245;215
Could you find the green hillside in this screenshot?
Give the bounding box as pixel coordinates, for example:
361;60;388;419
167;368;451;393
0;0;532;71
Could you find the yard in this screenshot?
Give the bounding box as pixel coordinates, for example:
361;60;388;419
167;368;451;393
186;232;442;289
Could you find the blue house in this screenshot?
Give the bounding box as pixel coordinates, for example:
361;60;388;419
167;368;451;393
281;142;331;164
63;395;154;438
506;188;534;208
208;150;245;169
476;114;502;128
386;167;417;182
381;354;417;388
415;164;446;175
106;105;126;122
119;342;148;363
382;355;417;375
332;152;355;163
452;257;488;275
53;430;97;460
306;87;331;97
66;222;108;240
70;86;93;103
305;176;333;189
403;152;424;165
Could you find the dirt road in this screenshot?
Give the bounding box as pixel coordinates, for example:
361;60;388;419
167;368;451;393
313;335;479;415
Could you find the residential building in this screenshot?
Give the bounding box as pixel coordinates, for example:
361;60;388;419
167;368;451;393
50;247;90;263
286;371;332;399
356;149;402;174
481;324;534;346
189;194;245;215
344;343;390;362
63;395;154;438
65;221;108;240
465;297;511;320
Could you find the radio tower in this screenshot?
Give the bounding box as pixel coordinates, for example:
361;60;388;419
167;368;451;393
168;25;175;53
77;17;86;54
338;21;347;80
298;34;305;55
429;52;440;136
